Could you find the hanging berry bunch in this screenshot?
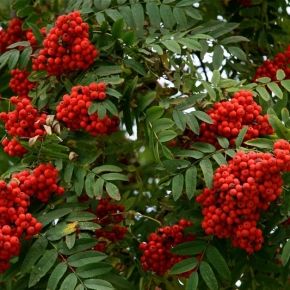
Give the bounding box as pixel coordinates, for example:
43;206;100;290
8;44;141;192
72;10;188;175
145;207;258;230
56;83;119;136
196;140;290;254
175;90;272;148
0;97;47;157
0;162;63;272
0;18;25;53
139;219;195;276
254;45;290;81
12;163;64;203
9;69;36;97
32;11;99;75
93;198;127;252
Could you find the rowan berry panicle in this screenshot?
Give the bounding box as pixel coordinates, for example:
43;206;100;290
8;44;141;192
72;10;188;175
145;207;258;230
139;219;195;276
175;90;272;148
0;97;47;139
13;163;64;203
56;83;119;136
1;137;27;157
32;11;99;75
0;18;24;53
196;140;290;254
0;178;42;272
9;69;36;97
254;45;290;81
93;198;127;252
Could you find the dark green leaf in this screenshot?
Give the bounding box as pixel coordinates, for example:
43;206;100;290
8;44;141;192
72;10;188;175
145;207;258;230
200;158;213;187
29;249;58;287
213;45;224;69
146;2;160;29
256;85;271;101
267;82;283;99
162;40;181;54
169;258;198;275
235;126;248;148
193;111;213;124
93;165;122;174
228;46;247;61
217;137;229;148
59;273;78;290
67;251;107;267
185;166;197;199
172;174;184;201
206;246;231;280
112;18;124;38
160;4;175;29
281;80;290;92
276;69;285;81
84;279;114;290
244;138;274;149
281;239;290;266
47;262;68;290
200;261;218;290
106;182;120;200
186;272;199;290
158;130;177;142
173;110;186;131
21;236;48;273
172;240;207;255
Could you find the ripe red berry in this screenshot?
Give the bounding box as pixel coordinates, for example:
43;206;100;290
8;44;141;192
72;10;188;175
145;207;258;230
174;90;272;148
56;83;119;136
32;11;99;75
196;140;290;254
139;219;196;276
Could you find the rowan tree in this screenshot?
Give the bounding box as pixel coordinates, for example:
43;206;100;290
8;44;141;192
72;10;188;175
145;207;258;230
0;0;290;289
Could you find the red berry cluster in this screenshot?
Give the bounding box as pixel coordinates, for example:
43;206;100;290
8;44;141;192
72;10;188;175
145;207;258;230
139;219;195;276
93;198;127;251
9;69;36;97
56;83;119;136
254;45;290;81
196;140;290;254
12;163;64;203
32;11;98;75
0;18;24;53
0;97;47;157
1;137;27;157
198;90;273;146
175;90;272;149
26;27;46;47
0;178;42;272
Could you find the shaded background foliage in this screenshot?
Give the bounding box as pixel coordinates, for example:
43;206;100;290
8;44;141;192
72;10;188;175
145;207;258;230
0;0;289;290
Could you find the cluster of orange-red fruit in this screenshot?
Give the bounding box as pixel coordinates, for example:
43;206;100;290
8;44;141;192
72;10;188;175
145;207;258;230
174;90;272;149
139;219;195;276
93;198;127;252
0;18;46;53
196;140;290;254
254;45;290;81
32;11;98;75
0;163;62;272
198;90;272;146
0;97;47;157
0;18;24;52
1;12;118;155
9;69;36;97
56;83;119;136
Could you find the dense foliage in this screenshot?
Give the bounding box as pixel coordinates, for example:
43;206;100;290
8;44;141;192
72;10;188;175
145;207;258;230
0;0;289;289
